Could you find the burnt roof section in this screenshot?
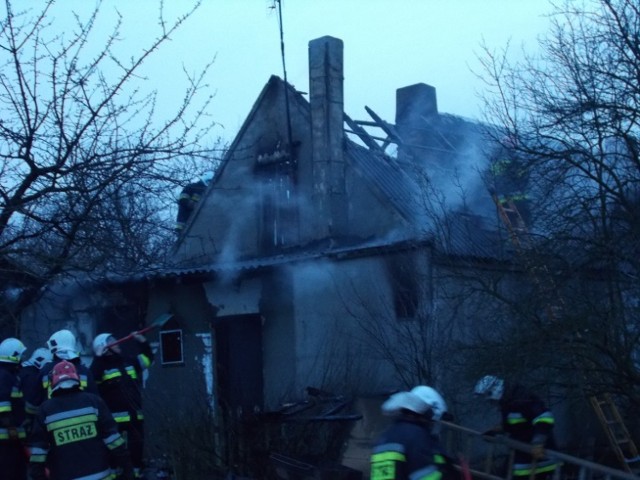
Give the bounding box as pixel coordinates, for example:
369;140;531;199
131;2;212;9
345;140;426;224
171;76;504;279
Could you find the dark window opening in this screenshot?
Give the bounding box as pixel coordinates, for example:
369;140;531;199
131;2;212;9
257;160;297;251
160;329;184;365
387;253;420;321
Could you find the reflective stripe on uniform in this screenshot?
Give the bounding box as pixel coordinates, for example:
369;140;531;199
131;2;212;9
513;459;558;476
532;410;555;425
138;353;152;369
125;365;138;380
112;411;131;423
372;442;406;458
44;407;99;427
101;369;123;381
30;453;47;463
25;401;38;415
46;412;98;431
30;446;48;463
44;373;89;391
409;465;442;480
507;412;527;425
0;400;11;412
103;432;125;450
30;446;49;456
0;426;26;439
72;468;117;480
371;443;406;480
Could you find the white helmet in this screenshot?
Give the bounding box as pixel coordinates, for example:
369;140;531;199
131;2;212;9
92;333;115;357
201;171;214;186
474;375;505;401
22;347;53;369
382;384;447;420
0;338;27;364
47;329;79;360
410;385;448;421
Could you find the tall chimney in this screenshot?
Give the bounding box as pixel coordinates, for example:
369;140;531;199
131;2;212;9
309;36;346;239
395;83;438;165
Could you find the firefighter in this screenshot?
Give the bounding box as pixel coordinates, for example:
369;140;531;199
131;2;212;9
19;347;52;435
490;139;532;225
0;337;28;480
370;385;452;480
37;329;98;407
474;375;558;479
90;331;154;479
175;171;213;232
28;360;134;480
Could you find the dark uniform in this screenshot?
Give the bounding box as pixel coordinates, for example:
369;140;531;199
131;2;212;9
29;382;132;479
371;416;446;480
90;339;153;478
175;179;207;232
18;363;39;434
500;383;558;478
490;142;532;225
0;361;27;480
19;348;51;436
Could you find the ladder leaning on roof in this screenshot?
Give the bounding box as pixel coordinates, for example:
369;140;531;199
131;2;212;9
490;192;640;473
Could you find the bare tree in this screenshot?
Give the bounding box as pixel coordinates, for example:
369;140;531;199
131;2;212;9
0;0;221;332
475;0;640;406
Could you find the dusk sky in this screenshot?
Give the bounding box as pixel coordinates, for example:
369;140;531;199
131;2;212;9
33;1;556;143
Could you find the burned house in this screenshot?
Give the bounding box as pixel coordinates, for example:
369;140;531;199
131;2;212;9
135;35;522;476
10;28;637;478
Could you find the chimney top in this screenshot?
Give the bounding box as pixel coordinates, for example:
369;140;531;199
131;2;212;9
395;83;438;128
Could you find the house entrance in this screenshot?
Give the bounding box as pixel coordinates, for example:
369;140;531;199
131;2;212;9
213;313;264;416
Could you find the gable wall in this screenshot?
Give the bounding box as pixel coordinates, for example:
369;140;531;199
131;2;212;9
175;82;313;264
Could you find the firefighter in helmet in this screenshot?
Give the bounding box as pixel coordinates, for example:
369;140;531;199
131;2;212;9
19;347;52;435
90;331;154;479
474;375;558;479
490;136;532;225
29;360;134;480
0;337;28;480
370;385;452;480
175;171;214;233
36;329;98;407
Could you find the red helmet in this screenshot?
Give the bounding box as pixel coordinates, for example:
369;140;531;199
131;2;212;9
50;360;80;393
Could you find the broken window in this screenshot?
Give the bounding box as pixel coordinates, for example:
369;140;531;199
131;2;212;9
386;252;421;321
256;143;297;251
159;329;184;365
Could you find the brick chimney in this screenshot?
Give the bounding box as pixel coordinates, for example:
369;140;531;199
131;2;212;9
309;36;346;239
395;83;438;165
396;83;438;127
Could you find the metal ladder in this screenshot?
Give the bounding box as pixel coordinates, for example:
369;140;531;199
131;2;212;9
491;193;640;473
